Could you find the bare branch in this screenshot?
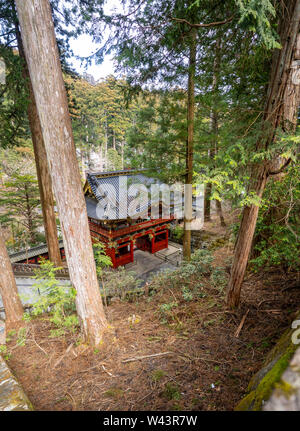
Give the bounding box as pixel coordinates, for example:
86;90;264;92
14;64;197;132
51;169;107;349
171;15;235;28
268;157;292;176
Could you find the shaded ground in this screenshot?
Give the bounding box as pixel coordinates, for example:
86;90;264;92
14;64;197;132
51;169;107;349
5;212;300;411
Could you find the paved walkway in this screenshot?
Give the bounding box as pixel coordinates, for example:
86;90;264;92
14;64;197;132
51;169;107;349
124;244;182;284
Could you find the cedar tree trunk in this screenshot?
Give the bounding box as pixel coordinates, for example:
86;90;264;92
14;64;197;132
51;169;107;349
15;0;108;345
226;1;300;308
0;226;23;327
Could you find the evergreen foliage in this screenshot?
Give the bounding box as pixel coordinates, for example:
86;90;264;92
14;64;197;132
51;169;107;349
0;0;298;284
0;148;43;248
24;259;78;337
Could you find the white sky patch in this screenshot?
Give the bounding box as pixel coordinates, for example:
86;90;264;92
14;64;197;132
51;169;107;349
68;0;124;81
69;34;115;80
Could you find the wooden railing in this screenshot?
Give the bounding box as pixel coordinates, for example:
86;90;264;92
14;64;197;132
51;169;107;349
89;218;172;240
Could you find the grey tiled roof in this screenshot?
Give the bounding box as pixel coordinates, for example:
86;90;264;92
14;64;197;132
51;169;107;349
86;171;169;221
9;240;64;263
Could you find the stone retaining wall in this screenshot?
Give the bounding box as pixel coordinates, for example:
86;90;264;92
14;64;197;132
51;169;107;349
236;314;300;411
0;355;33;411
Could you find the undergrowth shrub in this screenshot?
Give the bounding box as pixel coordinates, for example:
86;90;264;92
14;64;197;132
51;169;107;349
93;243;143;302
210;267;228;293
0;344;11;360
93;242;112;306
102;267;143;301
150;249;223;303
24;259;78;336
251;164;300;273
189;249;213;274
157;301;179;324
147;269;177;293
170;225;184;242
181;286;194;301
163;383;181;401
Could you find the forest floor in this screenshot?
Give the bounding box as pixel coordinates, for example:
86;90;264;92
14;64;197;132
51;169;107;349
5;212;300;411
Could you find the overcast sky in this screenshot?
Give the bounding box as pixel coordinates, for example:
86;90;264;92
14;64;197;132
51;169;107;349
68;0;122;80
69;34;115;80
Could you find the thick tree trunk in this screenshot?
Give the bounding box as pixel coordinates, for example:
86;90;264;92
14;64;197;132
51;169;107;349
25;185;36;244
216;199;226;227
204;182;212;222
226;1;300;308
113;130;116;151
121;141;125;169
204;38;221;225
283;34;300;127
14;21;62;266
227;165;268;308
15;0;108;345
104;117;108;170
29;93;62;266
183;28;196;260
0;226;24;327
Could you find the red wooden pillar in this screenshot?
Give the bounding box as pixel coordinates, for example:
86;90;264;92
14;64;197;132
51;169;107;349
130;240;134;263
111;248;116;268
150;231;155;254
106;245;116;268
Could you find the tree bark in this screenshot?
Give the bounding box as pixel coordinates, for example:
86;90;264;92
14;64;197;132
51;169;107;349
226;1;300;309
121;141;125;169
24;184;36;244
104;116;108;170
183;28;196;260
15;0;108;345
216;199;226;227
14;19;62;266
204;182;212;222
204;37;221;224
113;129;116;151
283;34;300;127
0;226;24;327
